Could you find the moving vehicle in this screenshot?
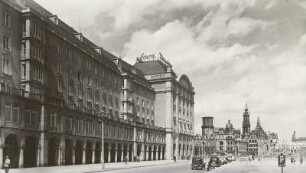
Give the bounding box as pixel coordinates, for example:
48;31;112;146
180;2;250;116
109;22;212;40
191;157;206;170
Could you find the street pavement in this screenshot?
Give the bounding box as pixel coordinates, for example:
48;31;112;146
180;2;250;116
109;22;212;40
4;158;306;173
7;160;186;173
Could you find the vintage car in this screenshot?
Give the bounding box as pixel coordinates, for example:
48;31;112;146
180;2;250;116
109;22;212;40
191;157;206;170
207;156;221;171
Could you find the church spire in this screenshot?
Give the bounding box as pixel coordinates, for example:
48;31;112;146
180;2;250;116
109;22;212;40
292;131;296;141
257;116;261;126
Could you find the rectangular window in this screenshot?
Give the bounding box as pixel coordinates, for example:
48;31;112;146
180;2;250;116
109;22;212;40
87;60;91;70
80;120;83;132
4;104;11;121
3;36;10;50
2;58;11;75
57;61;61;72
87;88;92;101
57;43;61;55
77;71;81;81
21;42;27;57
50;111;56;127
25;110;31;125
87;76;92;86
58;79;62;92
12;107;19;122
34;24;41;38
69;118;72;130
23;22;26;36
3;13;11;27
68;83;73;96
31;111;37;125
75;119;79;131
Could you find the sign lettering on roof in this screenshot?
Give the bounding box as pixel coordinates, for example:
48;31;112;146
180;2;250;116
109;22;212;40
146;73;171;80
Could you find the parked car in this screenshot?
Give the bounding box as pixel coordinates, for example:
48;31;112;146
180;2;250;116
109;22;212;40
191;157;206;170
207;156;221;171
220;157;228;165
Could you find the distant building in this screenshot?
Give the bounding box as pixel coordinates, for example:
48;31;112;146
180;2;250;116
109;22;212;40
197;104;278;157
201;117;240;155
242;106;278;157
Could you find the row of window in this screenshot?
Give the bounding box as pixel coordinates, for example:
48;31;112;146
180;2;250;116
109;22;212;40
248;144;258;148
50;111;102;134
3;104;38;126
64;117;102;134
57;64;121;94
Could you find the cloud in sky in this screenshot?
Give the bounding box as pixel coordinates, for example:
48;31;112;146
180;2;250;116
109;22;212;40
34;0;306;140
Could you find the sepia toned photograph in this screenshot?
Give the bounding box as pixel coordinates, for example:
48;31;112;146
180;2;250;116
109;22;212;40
0;0;305;172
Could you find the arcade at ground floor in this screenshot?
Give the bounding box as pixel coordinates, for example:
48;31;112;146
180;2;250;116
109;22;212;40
0;131;167;168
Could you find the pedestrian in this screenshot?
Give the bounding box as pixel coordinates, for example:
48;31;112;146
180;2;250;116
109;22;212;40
173;155;176;162
4;156;11;173
124;155;128;164
300;157;303;164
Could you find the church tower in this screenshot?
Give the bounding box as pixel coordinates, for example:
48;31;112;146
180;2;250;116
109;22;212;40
292;131;296;141
242;103;251;138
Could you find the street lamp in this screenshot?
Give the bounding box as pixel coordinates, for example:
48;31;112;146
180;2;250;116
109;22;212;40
97;112;107;171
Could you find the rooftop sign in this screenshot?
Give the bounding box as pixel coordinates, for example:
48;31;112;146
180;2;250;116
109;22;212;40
136;52;172;68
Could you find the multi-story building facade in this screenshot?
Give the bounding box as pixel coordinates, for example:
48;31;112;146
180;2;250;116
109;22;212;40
0;0;173;169
134;53;195;160
114;58;166;161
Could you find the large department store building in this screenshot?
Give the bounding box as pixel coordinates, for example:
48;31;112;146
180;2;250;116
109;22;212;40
0;0;194;168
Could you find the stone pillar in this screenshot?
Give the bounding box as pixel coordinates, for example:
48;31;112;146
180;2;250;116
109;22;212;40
39;105;46;166
57;147;62;166
155;147;158;160
82;148;86;164
19;146;24;168
179;145;182;160
121;144;124;162
141;144;144;161
92;149;95;164
127;150;130;162
114;143;118;163
175;136;179;160
61;136;65;165
0;146;3;168
108;144;111;162
146;147;149;161
133;126;137;162
72;147;75;165
101;120;105;170
36;146;41;167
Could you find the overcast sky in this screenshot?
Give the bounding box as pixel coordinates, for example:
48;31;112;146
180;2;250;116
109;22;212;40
34;0;306;141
